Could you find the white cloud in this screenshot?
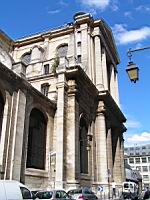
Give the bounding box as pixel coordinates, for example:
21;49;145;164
48;9;61;14
80;0;110;10
124;11;132;19
136;5;150;12
112;24;150;45
125;119;142;129
125;132;150;147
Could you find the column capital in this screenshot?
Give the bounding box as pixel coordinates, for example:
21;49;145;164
68;80;78;96
96;101;106;115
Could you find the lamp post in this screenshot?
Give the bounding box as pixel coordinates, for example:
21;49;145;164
126;46;150;83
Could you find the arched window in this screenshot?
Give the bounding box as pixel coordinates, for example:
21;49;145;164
79;116;88;174
21;52;31;65
26;108;47;169
57;44;68;58
0;91;4;139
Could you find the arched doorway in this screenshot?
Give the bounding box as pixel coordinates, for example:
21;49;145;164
0;91;4;139
26;108;47;170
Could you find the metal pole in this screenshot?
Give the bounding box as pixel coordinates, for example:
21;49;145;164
127;46;150;54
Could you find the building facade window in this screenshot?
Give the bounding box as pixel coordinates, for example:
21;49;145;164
129;158;134;164
21;52;31;65
43;64;49;74
57;44;68;58
142;166;148;172
77;41;81;47
41;83;49;97
135;158;140;163
26;108;47;169
136;166;141;171
148;157;150;163
77;55;81;63
143;175;149;181
130;153;134;156
142;157;147;163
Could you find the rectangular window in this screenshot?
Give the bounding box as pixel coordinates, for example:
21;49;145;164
43;64;49;75
129;158;134;163
135;152;140;155
142;146;146;150
142;157;147;163
77;55;81;63
130;147;134;151
143;175;149;181
77;41;81;47
142;166;148;172
135;147;140;150
135;158;140;163
41;84;49;96
136;166;141;171
148;157;150;162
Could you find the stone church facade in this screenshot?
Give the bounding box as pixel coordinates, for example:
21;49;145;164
0;12;126;193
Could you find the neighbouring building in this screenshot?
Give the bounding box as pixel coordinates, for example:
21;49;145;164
124;144;150;189
0;12;126;195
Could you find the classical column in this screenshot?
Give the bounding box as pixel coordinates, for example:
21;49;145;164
95;101;108;184
55;68;67;189
0;91;11;178
113;132;122;184
101;47;108;90
5;89;26;180
66;80;79;188
106;128;113;182
94;35;103;91
120;135;125;182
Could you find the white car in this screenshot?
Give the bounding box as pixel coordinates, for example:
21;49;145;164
0;180;36;200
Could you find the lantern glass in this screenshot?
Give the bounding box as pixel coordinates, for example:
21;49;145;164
126;62;139;83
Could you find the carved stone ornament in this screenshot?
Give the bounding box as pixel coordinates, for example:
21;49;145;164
0;47;12;69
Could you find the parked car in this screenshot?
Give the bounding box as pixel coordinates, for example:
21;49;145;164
67;188;98;200
35;189;74;200
0;180;36;200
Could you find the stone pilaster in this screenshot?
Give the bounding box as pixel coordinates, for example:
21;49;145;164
106;128;113;182
94;35;103;91
55;68;67;189
95;101;108;184
101;47;108;90
114;71;120;106
81;24;88;72
110;64;115;101
66;80;79;188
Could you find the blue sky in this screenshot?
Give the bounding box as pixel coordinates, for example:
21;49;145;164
1;0;150;147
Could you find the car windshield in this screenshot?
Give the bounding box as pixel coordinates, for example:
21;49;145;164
36;191;53;199
68;189;82;195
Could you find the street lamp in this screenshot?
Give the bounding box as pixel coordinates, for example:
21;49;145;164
126;49;139;83
126;46;150;83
